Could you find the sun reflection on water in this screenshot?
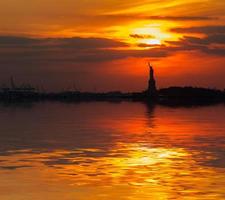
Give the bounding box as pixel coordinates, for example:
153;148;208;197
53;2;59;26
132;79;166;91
1;144;225;199
0;103;224;199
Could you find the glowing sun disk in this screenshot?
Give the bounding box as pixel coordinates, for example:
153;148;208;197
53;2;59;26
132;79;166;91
141;38;161;45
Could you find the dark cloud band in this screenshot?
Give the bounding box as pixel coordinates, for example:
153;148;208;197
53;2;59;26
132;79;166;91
171;25;225;34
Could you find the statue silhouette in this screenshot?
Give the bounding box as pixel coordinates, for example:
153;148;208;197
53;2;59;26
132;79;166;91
147;63;157;98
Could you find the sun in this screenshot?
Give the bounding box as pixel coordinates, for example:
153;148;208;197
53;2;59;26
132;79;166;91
140;38;161;45
129;24;177;46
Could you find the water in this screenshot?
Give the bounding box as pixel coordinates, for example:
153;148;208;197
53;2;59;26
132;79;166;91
0;102;224;200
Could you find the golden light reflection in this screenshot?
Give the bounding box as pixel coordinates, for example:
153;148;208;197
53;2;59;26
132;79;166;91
0;145;190;185
1;144;225;200
0;104;224;199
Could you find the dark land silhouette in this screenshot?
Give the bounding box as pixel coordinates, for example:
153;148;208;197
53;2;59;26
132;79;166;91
0;64;224;106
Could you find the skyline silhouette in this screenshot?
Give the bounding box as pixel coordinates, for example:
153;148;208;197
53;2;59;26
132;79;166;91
0;63;224;105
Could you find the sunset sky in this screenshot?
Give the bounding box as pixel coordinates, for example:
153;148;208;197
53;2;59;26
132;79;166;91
0;0;225;91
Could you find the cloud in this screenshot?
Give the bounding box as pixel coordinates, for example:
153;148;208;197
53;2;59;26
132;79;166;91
53;37;129;49
165;34;225;56
146;16;216;21
0;34;224;67
130;34;154;39
0;36;169;65
205;34;225;44
0;36;128;49
99;14;216;22
0;36;41;47
168;34;225;46
138;43;162;48
203;48;225;56
171;25;225;34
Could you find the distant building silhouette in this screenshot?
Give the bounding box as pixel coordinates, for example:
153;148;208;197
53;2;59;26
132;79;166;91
147;63;157;97
1;77;36;93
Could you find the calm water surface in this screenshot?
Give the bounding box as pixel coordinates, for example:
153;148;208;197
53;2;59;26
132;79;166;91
0;102;224;200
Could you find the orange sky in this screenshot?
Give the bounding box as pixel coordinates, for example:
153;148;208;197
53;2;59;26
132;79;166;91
0;0;224;91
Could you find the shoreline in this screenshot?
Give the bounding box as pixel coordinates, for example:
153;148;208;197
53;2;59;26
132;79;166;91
0;87;224;107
